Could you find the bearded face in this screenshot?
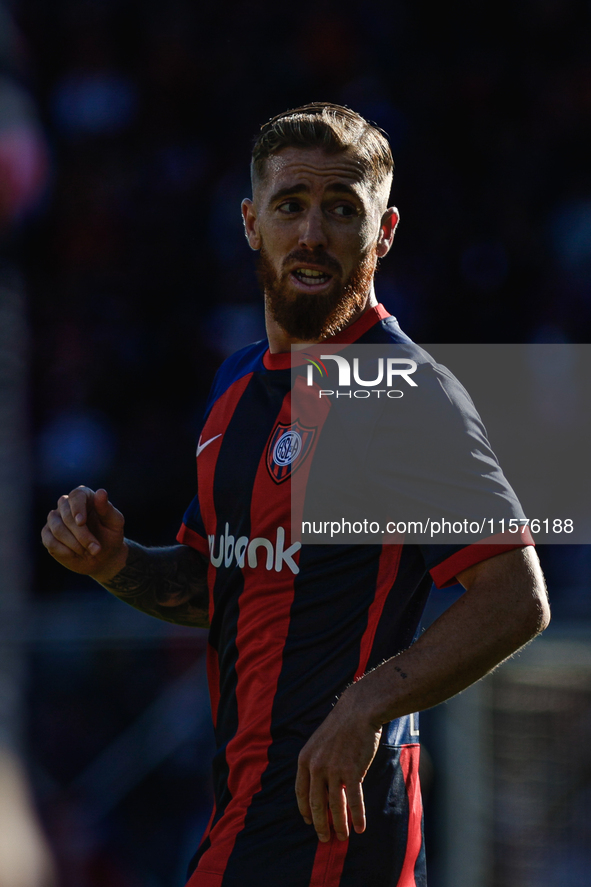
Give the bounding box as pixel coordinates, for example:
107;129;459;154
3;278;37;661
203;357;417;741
258;243;378;342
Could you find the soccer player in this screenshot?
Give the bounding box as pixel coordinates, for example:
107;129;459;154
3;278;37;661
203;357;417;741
42;103;550;887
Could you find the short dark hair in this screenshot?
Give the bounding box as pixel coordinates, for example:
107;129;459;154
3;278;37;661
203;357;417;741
251;102;393;198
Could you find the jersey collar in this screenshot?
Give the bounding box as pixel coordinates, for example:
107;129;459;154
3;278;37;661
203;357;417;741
263;303;391;370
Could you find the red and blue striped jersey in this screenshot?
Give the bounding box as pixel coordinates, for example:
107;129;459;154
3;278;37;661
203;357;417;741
177;304;531;887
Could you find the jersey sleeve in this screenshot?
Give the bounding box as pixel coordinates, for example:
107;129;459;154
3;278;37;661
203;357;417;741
420;529;534;588
176;494;209;557
366;351;534;586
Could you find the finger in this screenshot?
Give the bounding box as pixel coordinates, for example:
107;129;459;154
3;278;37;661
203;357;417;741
41;523;82;561
57;496;101;555
67;485;94;526
345;782;366;835
93;488;124;531
308;773;330;843
46;510;86;556
94;488;110;516
328;782;349;841
295;761;312;825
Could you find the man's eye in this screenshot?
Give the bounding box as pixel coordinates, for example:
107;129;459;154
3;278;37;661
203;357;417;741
333;204;357;217
278;201;301;213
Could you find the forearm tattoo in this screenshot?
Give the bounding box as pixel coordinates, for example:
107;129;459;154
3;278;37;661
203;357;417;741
102;540;210;628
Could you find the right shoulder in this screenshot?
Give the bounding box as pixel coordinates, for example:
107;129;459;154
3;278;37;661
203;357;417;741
205;339;268;414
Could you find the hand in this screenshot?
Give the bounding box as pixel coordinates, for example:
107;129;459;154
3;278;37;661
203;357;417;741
41;486;127;582
295;685;382;843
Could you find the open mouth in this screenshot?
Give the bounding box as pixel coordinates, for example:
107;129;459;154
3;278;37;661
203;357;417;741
291;268;332;287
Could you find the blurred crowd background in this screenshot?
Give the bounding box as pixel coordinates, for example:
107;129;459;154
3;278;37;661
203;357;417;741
1;0;591;884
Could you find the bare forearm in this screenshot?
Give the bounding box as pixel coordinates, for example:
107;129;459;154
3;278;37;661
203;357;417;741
351;601;536;726
345;547;550;726
97;540;210;628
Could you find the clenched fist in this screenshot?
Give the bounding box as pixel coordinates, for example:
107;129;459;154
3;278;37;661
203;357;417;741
41;486;128;582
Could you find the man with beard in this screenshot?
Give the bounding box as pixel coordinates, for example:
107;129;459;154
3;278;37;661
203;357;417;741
42;103;549;887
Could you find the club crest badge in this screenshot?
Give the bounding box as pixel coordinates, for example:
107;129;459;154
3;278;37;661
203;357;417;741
266;420;316;484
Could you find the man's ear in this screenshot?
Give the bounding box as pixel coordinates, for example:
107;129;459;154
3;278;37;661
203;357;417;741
241;198;261;251
376;207;400;258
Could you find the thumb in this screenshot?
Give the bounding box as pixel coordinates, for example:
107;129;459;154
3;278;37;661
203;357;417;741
93;488;124;531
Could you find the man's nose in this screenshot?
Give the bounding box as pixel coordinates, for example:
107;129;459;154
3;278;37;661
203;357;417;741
298;208;327;250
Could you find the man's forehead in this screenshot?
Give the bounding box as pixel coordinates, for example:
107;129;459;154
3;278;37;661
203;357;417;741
259;146;369;194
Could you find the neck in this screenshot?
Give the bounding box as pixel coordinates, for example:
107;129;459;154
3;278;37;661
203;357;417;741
265;286;378;354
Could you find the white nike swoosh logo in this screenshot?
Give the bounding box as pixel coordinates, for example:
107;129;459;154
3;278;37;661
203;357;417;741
196;434;222;457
